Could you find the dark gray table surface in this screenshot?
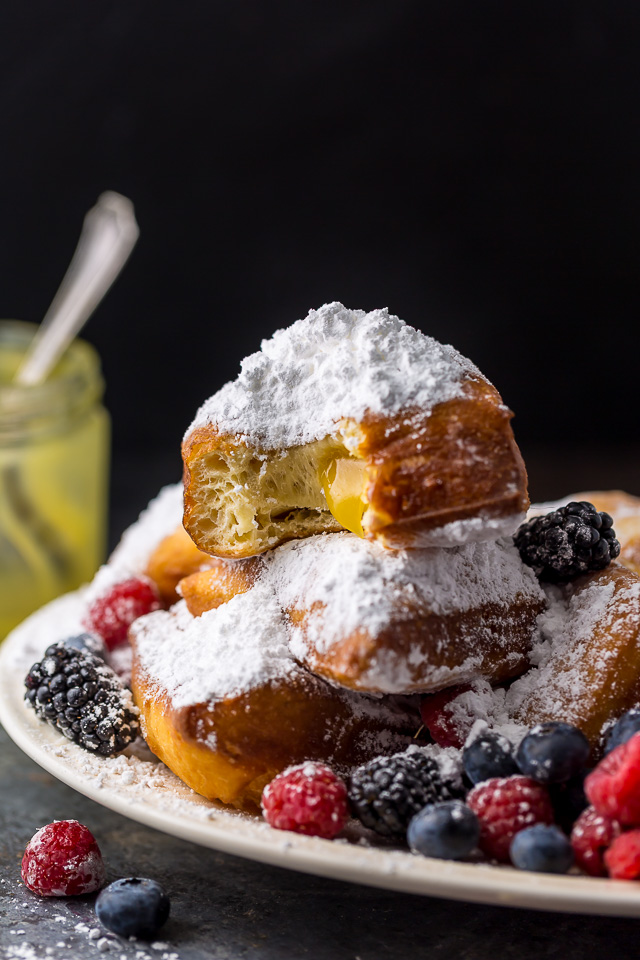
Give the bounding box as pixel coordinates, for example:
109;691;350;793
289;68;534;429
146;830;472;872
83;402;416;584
2;446;640;959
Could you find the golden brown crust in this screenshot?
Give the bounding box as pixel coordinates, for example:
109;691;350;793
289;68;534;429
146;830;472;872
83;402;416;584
179;558;264;617
131;659;418;810
513;563;640;744
182;377;529;558
359;380;529;544
145;525;214;606
287;596;545;695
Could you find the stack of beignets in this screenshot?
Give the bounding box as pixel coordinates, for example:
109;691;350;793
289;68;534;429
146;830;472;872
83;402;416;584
130;304;640;812
128;303;553;810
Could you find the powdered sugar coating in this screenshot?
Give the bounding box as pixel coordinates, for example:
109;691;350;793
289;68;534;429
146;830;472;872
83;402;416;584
131;588;297;709
269;533;544;658
270;533;544;692
132;530;544;701
187;302;484;448
443;570;640;746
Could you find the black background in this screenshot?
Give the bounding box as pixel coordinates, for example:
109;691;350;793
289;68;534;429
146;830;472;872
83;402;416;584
2;2;640;537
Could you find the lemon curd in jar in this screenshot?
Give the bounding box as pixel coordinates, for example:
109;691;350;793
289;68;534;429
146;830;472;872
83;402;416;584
0;321;109;639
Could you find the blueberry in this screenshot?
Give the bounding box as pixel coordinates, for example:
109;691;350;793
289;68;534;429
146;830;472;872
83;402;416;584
95;878;170;939
549;770;590;833
407;801;480;860
516;722;590;784
510;824;575;874
63;633;107;660
603;709;640;755
462;732;519;785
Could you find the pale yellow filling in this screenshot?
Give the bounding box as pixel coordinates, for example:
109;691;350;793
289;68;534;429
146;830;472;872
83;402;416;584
188;431;370;555
320;457;367;537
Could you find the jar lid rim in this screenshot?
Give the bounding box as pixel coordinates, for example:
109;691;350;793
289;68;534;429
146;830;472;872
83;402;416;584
0;320;104;432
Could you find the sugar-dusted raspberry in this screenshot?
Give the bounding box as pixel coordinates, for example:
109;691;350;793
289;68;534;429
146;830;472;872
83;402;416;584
261;762;349;839
570;806;620;877
83;577;161;650
21;820;106;897
584;731;640;826
420;686;473;748
604;830;640;880
466;776;555;862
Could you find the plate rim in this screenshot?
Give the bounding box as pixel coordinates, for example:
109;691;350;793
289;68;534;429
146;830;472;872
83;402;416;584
2;596;640;918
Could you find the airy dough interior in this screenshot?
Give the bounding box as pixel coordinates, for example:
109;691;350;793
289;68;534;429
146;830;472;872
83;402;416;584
186;434;368;557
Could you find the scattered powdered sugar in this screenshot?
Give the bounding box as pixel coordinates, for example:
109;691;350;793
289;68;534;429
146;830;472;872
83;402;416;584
187;302;484;448
131;588;297;708
268;532;544;655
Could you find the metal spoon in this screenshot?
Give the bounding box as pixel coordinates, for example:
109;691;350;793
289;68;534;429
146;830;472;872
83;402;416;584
3;191;139;588
16;191;139;385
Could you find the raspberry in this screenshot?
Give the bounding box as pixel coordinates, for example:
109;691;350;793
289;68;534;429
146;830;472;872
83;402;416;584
420;686;473;748
584;731;640;826
466;776;555;862
261;762;349;839
604;830;640;880
83;577;161;650
21;820;106;897
571;806;620;877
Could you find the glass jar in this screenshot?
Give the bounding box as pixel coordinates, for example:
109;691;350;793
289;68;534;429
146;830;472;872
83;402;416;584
0;320;109;639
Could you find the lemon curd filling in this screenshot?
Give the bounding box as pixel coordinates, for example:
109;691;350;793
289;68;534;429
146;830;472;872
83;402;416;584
320;457;367;537
0;322;109;639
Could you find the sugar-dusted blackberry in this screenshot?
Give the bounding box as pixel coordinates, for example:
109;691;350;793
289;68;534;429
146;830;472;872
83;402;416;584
514;501;620;583
348;748;464;839
24;642;139;756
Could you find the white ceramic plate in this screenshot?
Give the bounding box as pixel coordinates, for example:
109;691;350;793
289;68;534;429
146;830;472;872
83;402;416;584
2;594;640;918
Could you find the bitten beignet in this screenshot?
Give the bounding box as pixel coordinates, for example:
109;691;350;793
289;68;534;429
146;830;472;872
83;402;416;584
182;303;529;558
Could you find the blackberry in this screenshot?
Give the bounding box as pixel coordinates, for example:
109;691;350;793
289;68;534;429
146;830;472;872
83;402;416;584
24;642;139;756
348;749;463;839
514;501;620;583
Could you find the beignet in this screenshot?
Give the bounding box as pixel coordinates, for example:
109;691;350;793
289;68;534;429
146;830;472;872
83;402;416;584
178;532;546;695
183;303;529;558
130;587;418;810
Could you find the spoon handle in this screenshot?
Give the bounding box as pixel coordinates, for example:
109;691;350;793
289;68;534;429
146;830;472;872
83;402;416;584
15;191;139;386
